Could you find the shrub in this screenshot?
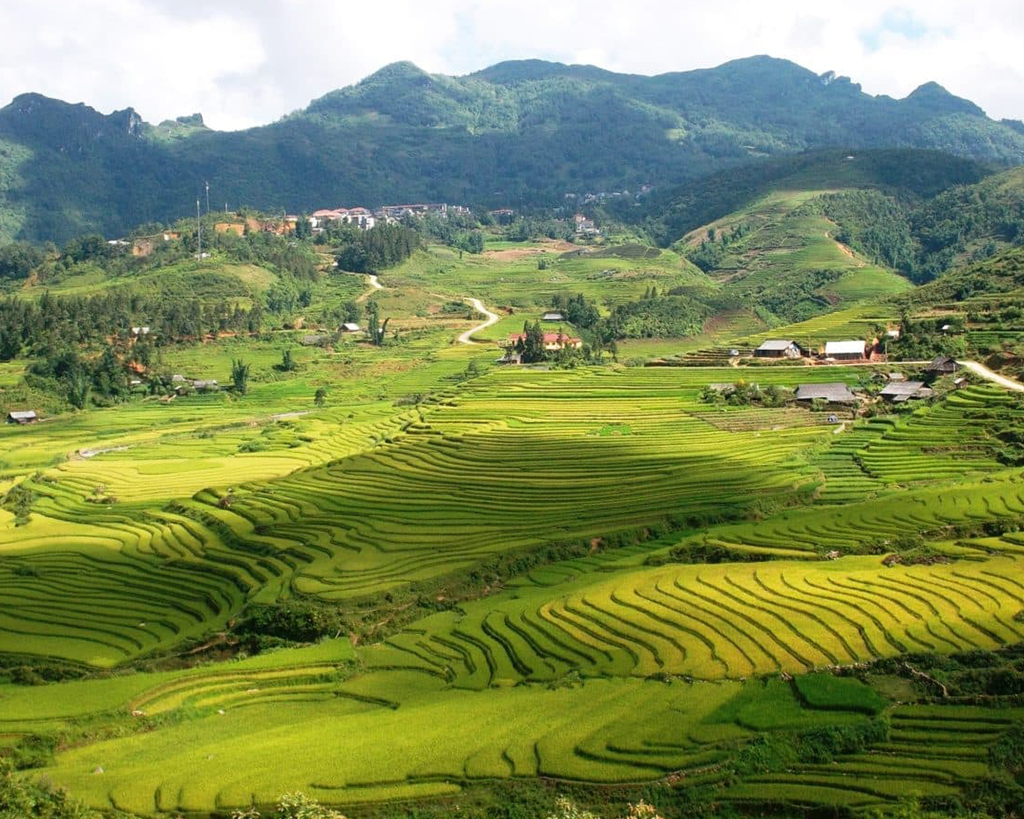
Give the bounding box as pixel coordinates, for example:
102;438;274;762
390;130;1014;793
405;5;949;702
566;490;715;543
794;673;888;715
0;757;98;818
234;600;340;644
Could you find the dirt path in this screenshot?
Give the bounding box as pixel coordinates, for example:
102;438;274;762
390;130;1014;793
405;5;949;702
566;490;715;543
458;297;500;345
826;231;865;268
355;273;383;304
959;360;1024;392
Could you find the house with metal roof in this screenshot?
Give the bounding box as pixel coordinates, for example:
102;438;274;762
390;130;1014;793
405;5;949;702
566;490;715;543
6;410;38;424
824;340;867;360
879;381;933;402
541;311;565;322
795;383;858;404
754;339;802;359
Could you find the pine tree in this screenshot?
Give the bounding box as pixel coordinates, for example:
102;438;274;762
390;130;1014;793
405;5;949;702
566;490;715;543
231;359;251;395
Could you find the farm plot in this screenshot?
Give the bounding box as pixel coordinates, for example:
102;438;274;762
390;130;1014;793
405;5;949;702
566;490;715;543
725;703;1023;809
367;554;1024;685
0;366;836;665
178;367;838;602
690;470;1024;558
44;677;750;814
4;367;1021;668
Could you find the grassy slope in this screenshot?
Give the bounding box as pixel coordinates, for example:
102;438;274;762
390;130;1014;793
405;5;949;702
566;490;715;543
681;188;912;324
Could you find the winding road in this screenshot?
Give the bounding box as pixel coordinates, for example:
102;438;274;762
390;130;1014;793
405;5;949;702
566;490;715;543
458;297;500;344
356;273;383;304
959;360;1024;393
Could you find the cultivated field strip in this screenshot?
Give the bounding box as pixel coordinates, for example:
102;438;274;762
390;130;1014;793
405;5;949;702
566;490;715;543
690;470;1024;558
43;678;748;814
725;704;1024;808
366;556;1024;685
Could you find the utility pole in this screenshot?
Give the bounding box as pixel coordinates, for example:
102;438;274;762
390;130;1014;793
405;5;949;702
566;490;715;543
205;181;210;216
196;198;202;261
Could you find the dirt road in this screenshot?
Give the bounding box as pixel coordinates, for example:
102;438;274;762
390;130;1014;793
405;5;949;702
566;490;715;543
959;360;1024;392
458;298;500;344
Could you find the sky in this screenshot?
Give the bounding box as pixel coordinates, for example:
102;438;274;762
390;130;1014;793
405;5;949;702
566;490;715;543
0;0;1022;131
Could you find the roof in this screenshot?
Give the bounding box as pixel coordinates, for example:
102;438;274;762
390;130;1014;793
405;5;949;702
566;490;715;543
542;312;565;320
880;381;926;397
825;340;866;356
509;333;582;345
171;374;186;382
193;379;218;389
757;339;798;351
795;383;857;403
927;355;957;370
7;410;37;420
342;322;361;331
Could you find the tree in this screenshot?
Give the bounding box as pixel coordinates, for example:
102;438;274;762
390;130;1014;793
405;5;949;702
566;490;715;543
516;320;547;363
231;359;251;395
467;230;485;254
366;301;379;345
341;301;361;323
0;757;99;818
66;368;91;410
280;349;296;372
0;242;44;281
314;387;327;407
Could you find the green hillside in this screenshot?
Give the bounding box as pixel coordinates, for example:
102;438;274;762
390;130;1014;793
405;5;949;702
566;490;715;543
2;56;1024;243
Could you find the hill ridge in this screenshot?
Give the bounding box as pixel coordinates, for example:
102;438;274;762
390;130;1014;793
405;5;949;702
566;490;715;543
1;55;1023;243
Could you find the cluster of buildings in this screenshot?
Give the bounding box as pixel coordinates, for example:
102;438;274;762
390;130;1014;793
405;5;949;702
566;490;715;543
306;202;470;234
573;213;600;237
170;374;218;394
791;356;959;409
565;185;654;205
754;338;876;361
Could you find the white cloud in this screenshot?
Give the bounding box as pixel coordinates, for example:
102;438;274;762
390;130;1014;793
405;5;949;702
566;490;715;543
0;0;1021;129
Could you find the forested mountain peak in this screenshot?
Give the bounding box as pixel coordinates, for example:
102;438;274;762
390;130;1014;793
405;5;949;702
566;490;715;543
904;81;985;116
0;93;146;149
0;56;1023;244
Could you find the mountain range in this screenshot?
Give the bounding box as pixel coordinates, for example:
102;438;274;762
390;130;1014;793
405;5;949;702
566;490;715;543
1;55;1024;243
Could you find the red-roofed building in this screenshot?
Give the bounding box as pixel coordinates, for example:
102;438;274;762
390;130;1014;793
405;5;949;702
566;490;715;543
507;332;583;351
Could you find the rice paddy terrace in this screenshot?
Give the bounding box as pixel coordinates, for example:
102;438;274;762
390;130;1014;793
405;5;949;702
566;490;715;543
5;360;1024;816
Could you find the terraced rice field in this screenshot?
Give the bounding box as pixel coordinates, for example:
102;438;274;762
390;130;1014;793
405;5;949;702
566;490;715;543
369;555;1024;685
37;667;895;814
726;703;1023;810
6;352;1024;817
2;370;1021;668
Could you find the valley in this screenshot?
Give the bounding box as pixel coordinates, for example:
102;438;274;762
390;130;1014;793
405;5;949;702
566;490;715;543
2;94;1024;819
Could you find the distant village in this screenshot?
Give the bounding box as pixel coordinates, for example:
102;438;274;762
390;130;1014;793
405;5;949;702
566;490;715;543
119;202;476;257
118;199;608;258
